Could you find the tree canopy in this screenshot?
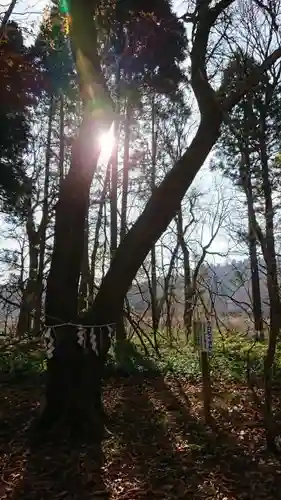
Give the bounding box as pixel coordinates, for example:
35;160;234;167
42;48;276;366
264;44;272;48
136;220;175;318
0;21;41;212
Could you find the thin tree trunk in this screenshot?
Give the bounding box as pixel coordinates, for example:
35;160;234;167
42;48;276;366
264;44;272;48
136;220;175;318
240;149;264;340
90;162;110;295
177;208;193;338
259;112;280;451
248;227;263;340
120;96;131;241
110;64;120;260
59;93;65;189
17;194;39;337
110;65;126;342
110;129;118;259
34;95;54;334
161;238;181;339
150;93;159;349
78;208;91;312
117;92;132;344
1;0;17;28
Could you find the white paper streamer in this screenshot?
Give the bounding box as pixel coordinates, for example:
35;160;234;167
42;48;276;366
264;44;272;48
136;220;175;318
77;326;86;347
43;321;116;358
44;327;55;359
89;327;98;354
44;327;52;341
107;324;115;340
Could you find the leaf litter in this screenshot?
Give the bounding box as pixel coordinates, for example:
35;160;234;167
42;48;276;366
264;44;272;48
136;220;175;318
1;375;281;499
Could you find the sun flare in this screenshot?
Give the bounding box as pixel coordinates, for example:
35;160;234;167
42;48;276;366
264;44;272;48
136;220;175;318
98;124;115;164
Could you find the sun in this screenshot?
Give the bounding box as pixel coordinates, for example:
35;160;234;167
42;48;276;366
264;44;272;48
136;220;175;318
98;124;115;164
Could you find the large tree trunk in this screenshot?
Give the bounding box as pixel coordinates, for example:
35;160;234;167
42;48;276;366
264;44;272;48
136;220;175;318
45;116;102;326
42;0;113;424
41;326;106;439
42;117;104;433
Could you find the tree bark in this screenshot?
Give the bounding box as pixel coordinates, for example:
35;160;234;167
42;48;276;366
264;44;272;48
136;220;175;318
40;326;105;439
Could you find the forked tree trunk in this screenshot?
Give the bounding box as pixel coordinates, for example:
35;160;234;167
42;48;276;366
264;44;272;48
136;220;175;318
41;0;279;437
42;113;221;435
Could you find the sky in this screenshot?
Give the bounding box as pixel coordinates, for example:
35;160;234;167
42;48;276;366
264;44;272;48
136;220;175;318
0;0;247;279
0;0;47;41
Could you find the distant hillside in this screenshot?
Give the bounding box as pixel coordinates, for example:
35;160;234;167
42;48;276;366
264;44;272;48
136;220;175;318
0;259;280;328
127;259;280;319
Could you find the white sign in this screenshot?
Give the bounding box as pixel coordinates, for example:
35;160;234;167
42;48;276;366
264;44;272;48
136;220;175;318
193;319;212;353
206;320;212;353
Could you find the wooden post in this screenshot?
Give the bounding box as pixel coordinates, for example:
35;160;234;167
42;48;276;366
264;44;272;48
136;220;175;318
200;350;212;424
193;301;212;425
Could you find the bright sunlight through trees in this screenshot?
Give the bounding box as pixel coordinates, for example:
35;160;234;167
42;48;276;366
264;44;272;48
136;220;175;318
98;124;115;165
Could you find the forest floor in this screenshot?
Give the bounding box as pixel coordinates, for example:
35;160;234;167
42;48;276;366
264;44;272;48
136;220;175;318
1;373;281;500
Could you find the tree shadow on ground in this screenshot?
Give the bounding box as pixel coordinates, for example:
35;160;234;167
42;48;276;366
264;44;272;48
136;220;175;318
104;345;281;499
106;340;160;376
2;349;281;500
0;376;108;500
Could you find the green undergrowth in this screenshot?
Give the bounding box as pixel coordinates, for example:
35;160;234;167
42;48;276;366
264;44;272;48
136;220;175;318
0;331;280;383
106;333;281;382
0;349;45;381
